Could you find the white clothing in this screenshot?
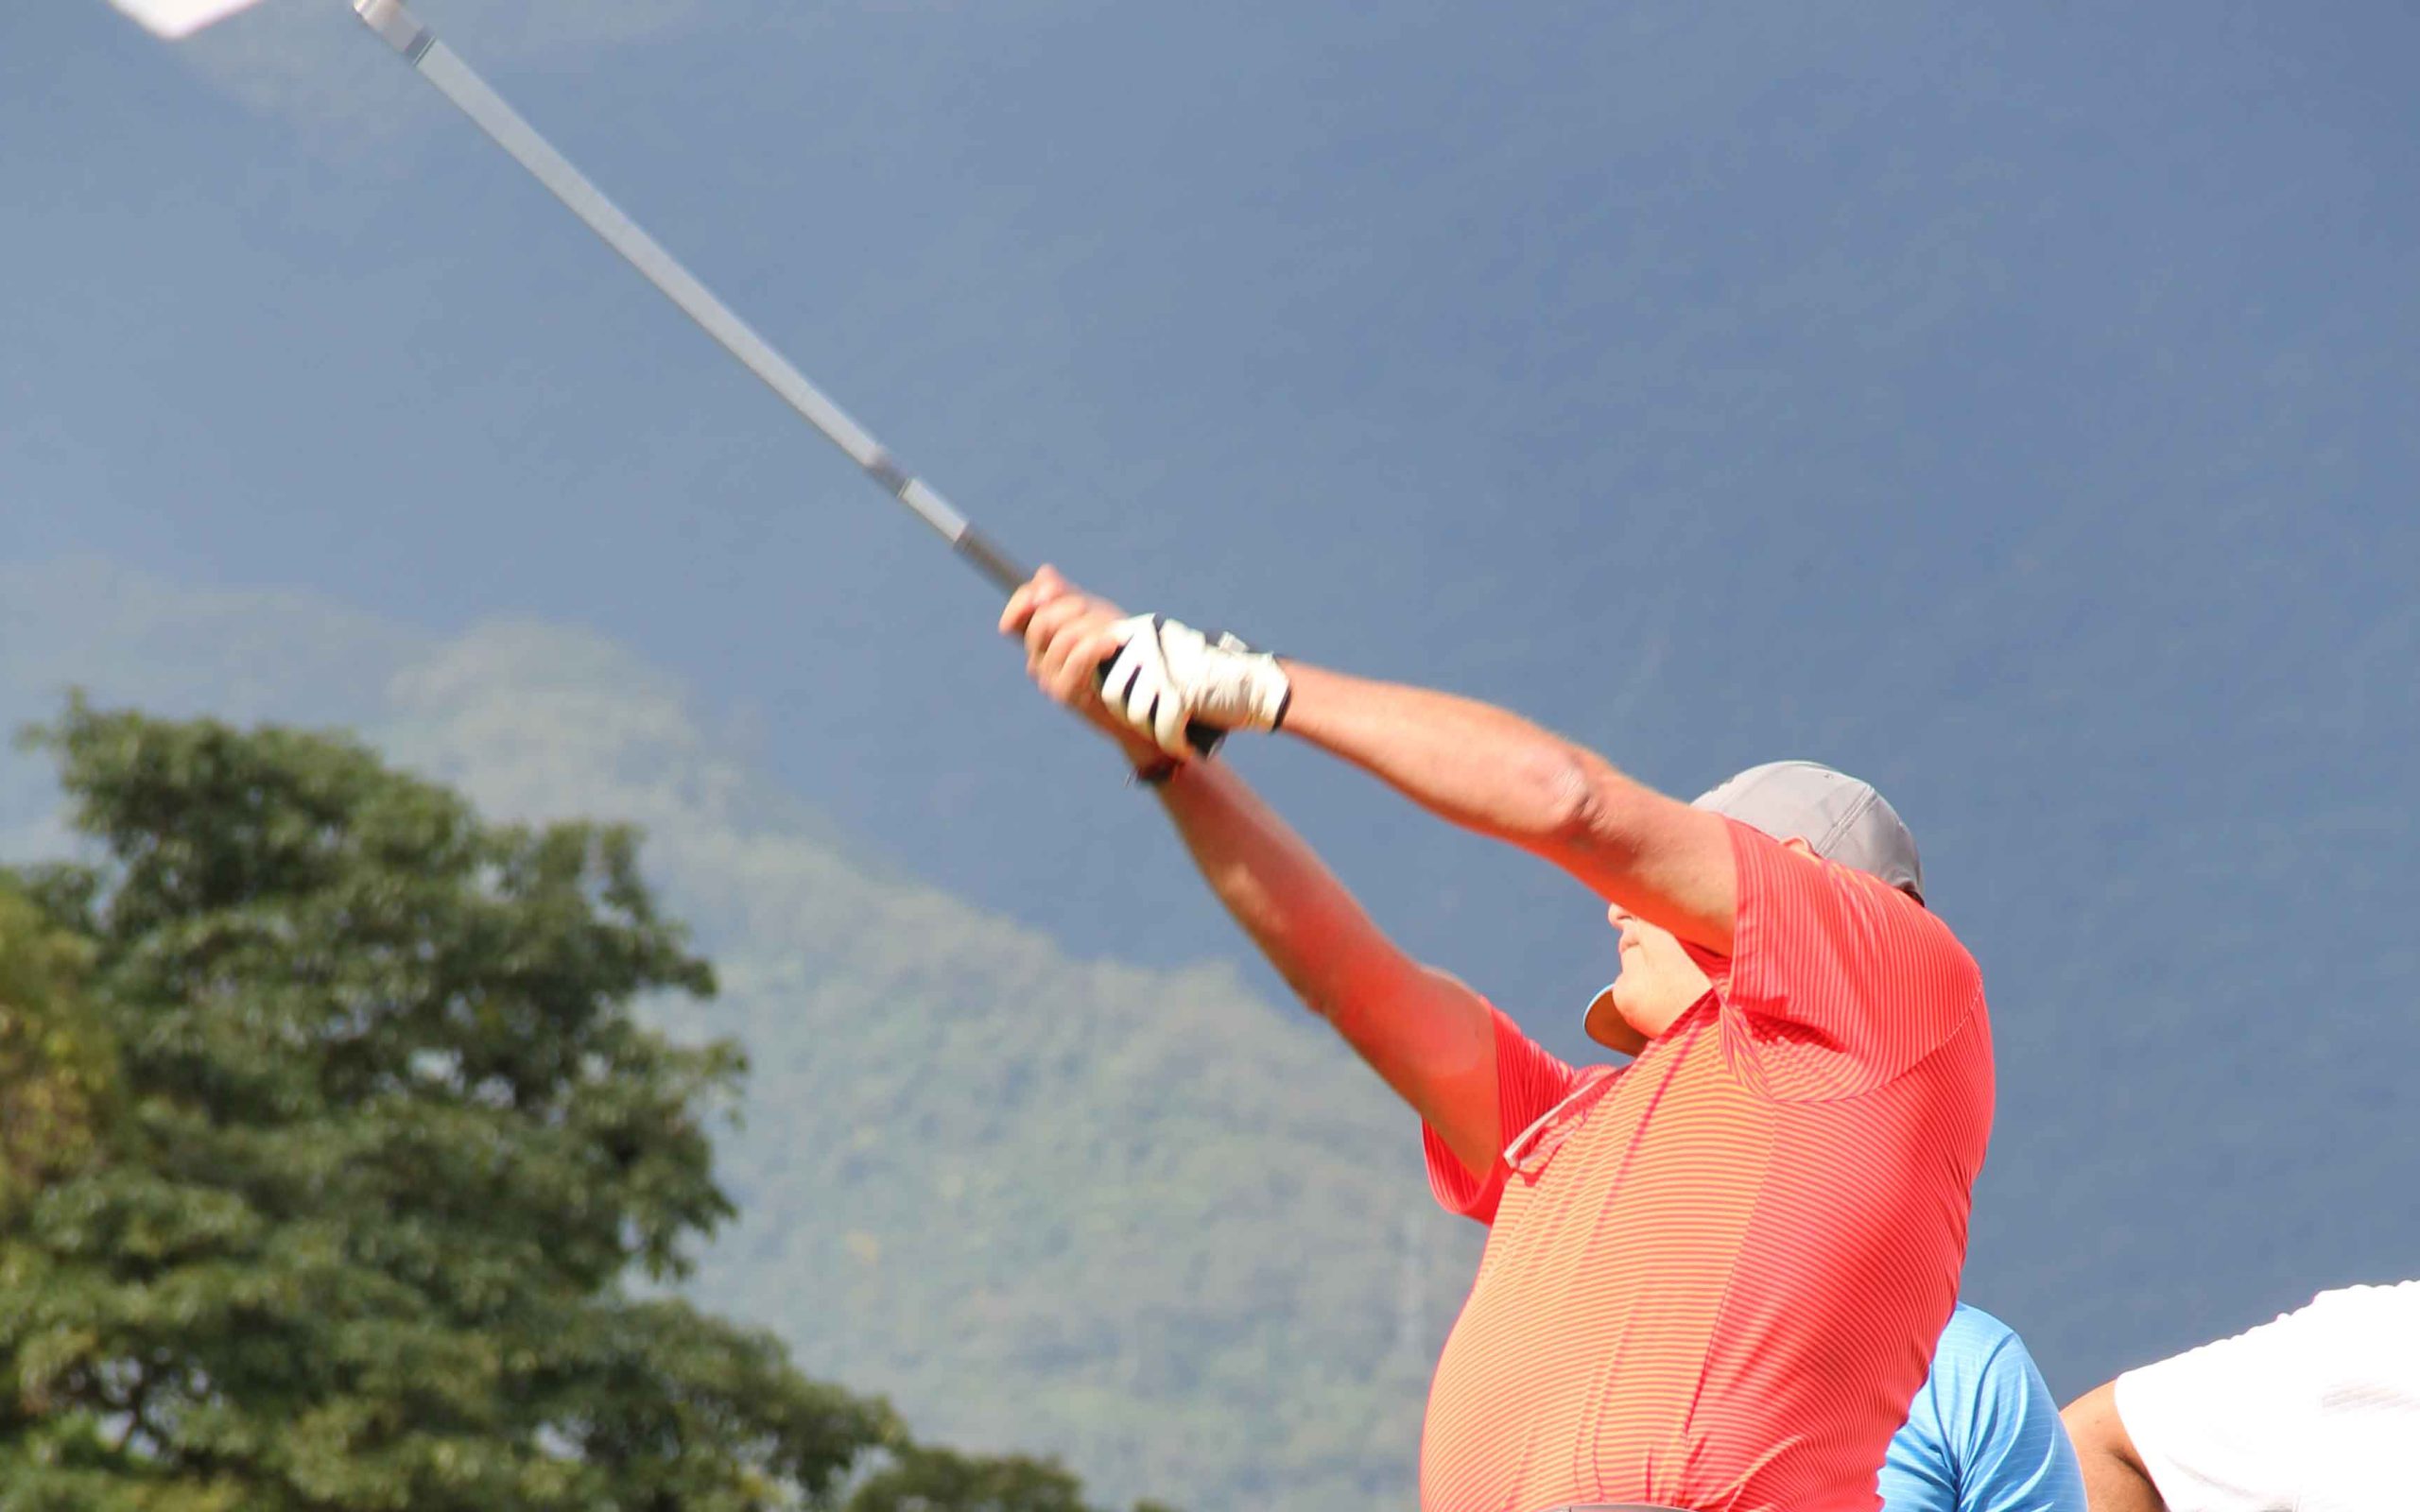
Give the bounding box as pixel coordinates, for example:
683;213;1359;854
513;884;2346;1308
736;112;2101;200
2115;1280;2420;1512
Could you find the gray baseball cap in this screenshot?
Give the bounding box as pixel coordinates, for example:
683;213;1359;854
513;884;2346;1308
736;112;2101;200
1692;759;1925;902
1583;759;1926;1046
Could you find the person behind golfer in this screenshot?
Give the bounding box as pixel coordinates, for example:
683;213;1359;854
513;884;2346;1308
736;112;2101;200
2060;1278;2420;1512
1886;1303;2086;1512
1005;568;1996;1512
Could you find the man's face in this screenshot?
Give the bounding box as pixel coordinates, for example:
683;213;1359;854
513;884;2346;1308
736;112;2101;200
1583;903;1716;1053
1582;835;1830;1053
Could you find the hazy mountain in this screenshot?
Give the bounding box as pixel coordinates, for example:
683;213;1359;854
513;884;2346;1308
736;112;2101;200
10;508;2420;1506
0;557;1479;1510
12;9;2420;1506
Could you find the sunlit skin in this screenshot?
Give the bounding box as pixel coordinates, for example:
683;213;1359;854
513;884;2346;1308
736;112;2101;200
2060;1383;2169;1512
1002;563;1749;1176
1584;836;1825;1055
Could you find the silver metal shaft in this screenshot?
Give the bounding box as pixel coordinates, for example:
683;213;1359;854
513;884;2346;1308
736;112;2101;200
349;0;1028;593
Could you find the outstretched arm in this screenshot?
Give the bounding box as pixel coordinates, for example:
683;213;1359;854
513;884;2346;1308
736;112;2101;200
1003;568;1503;1174
1275;663;1738;954
1008;567;1738;955
1150;760;1502;1174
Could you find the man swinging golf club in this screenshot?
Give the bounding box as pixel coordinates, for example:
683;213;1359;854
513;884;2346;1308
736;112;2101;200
1006;568;1997;1512
99;8;1997;1500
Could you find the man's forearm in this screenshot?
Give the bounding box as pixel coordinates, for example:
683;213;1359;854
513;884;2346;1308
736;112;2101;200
1276;663;1602;849
1150;756;1411;1019
1002;569;1729;945
1273;662;1736;949
1148;758;1500;1174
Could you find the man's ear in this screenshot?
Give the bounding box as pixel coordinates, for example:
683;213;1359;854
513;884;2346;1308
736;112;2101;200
1779;836;1818;859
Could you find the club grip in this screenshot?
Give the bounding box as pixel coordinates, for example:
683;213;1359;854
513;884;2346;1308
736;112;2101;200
956;528;1028;596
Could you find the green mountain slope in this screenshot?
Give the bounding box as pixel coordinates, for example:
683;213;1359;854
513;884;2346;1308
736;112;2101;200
1;559;1480;1510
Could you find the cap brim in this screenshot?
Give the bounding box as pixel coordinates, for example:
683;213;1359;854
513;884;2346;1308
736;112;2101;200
1581;981;1622;1040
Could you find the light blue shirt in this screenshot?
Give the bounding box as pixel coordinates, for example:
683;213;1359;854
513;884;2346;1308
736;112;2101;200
1880;1303;2087;1512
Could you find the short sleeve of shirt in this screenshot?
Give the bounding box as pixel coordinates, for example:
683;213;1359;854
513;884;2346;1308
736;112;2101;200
1720;817;1982;1098
1882;1304;2087;1512
1421;1005;1583;1226
2115;1281;2420;1512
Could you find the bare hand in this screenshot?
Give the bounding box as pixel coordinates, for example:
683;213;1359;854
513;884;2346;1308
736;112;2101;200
1000;566;1164;765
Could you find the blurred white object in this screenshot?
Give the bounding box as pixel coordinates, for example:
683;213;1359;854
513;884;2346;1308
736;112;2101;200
107;0;268;39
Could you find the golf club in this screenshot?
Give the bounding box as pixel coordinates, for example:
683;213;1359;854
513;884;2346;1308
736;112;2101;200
108;0;1219;749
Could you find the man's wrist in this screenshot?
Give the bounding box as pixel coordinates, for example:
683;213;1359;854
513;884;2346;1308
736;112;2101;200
1130;752;1183;788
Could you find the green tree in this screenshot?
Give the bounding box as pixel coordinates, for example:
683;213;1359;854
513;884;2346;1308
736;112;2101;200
842;1445;1176;1512
0;877;112;1230
0;701;910;1510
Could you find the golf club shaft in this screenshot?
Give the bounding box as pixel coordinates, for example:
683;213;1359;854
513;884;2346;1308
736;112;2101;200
350;0;1028;594
350;0;1220;754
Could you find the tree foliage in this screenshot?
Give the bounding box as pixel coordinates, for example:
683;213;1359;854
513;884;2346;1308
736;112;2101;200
840;1445;1176;1512
0;880;111;1228
0;701;1159;1512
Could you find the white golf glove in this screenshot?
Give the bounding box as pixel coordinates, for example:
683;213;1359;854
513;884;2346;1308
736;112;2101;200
1100;614;1292;759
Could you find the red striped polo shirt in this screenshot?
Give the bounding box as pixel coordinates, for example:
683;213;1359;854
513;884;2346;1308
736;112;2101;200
1418;819;1994;1512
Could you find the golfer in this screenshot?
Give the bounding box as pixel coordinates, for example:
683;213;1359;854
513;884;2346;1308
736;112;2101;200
1005;568;1996;1512
2061;1279;2420;1511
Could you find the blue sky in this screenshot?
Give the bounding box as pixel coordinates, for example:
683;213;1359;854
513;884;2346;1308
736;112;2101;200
9;0;2420;1429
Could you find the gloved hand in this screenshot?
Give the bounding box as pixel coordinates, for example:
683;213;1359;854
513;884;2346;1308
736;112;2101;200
1100;614;1292;759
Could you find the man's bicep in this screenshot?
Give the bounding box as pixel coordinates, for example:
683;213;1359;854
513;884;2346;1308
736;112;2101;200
1386;988;1582;1219
1327;964;1502;1176
1613;793;1740;953
1555;777;1739;953
1394;968;1507;1177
